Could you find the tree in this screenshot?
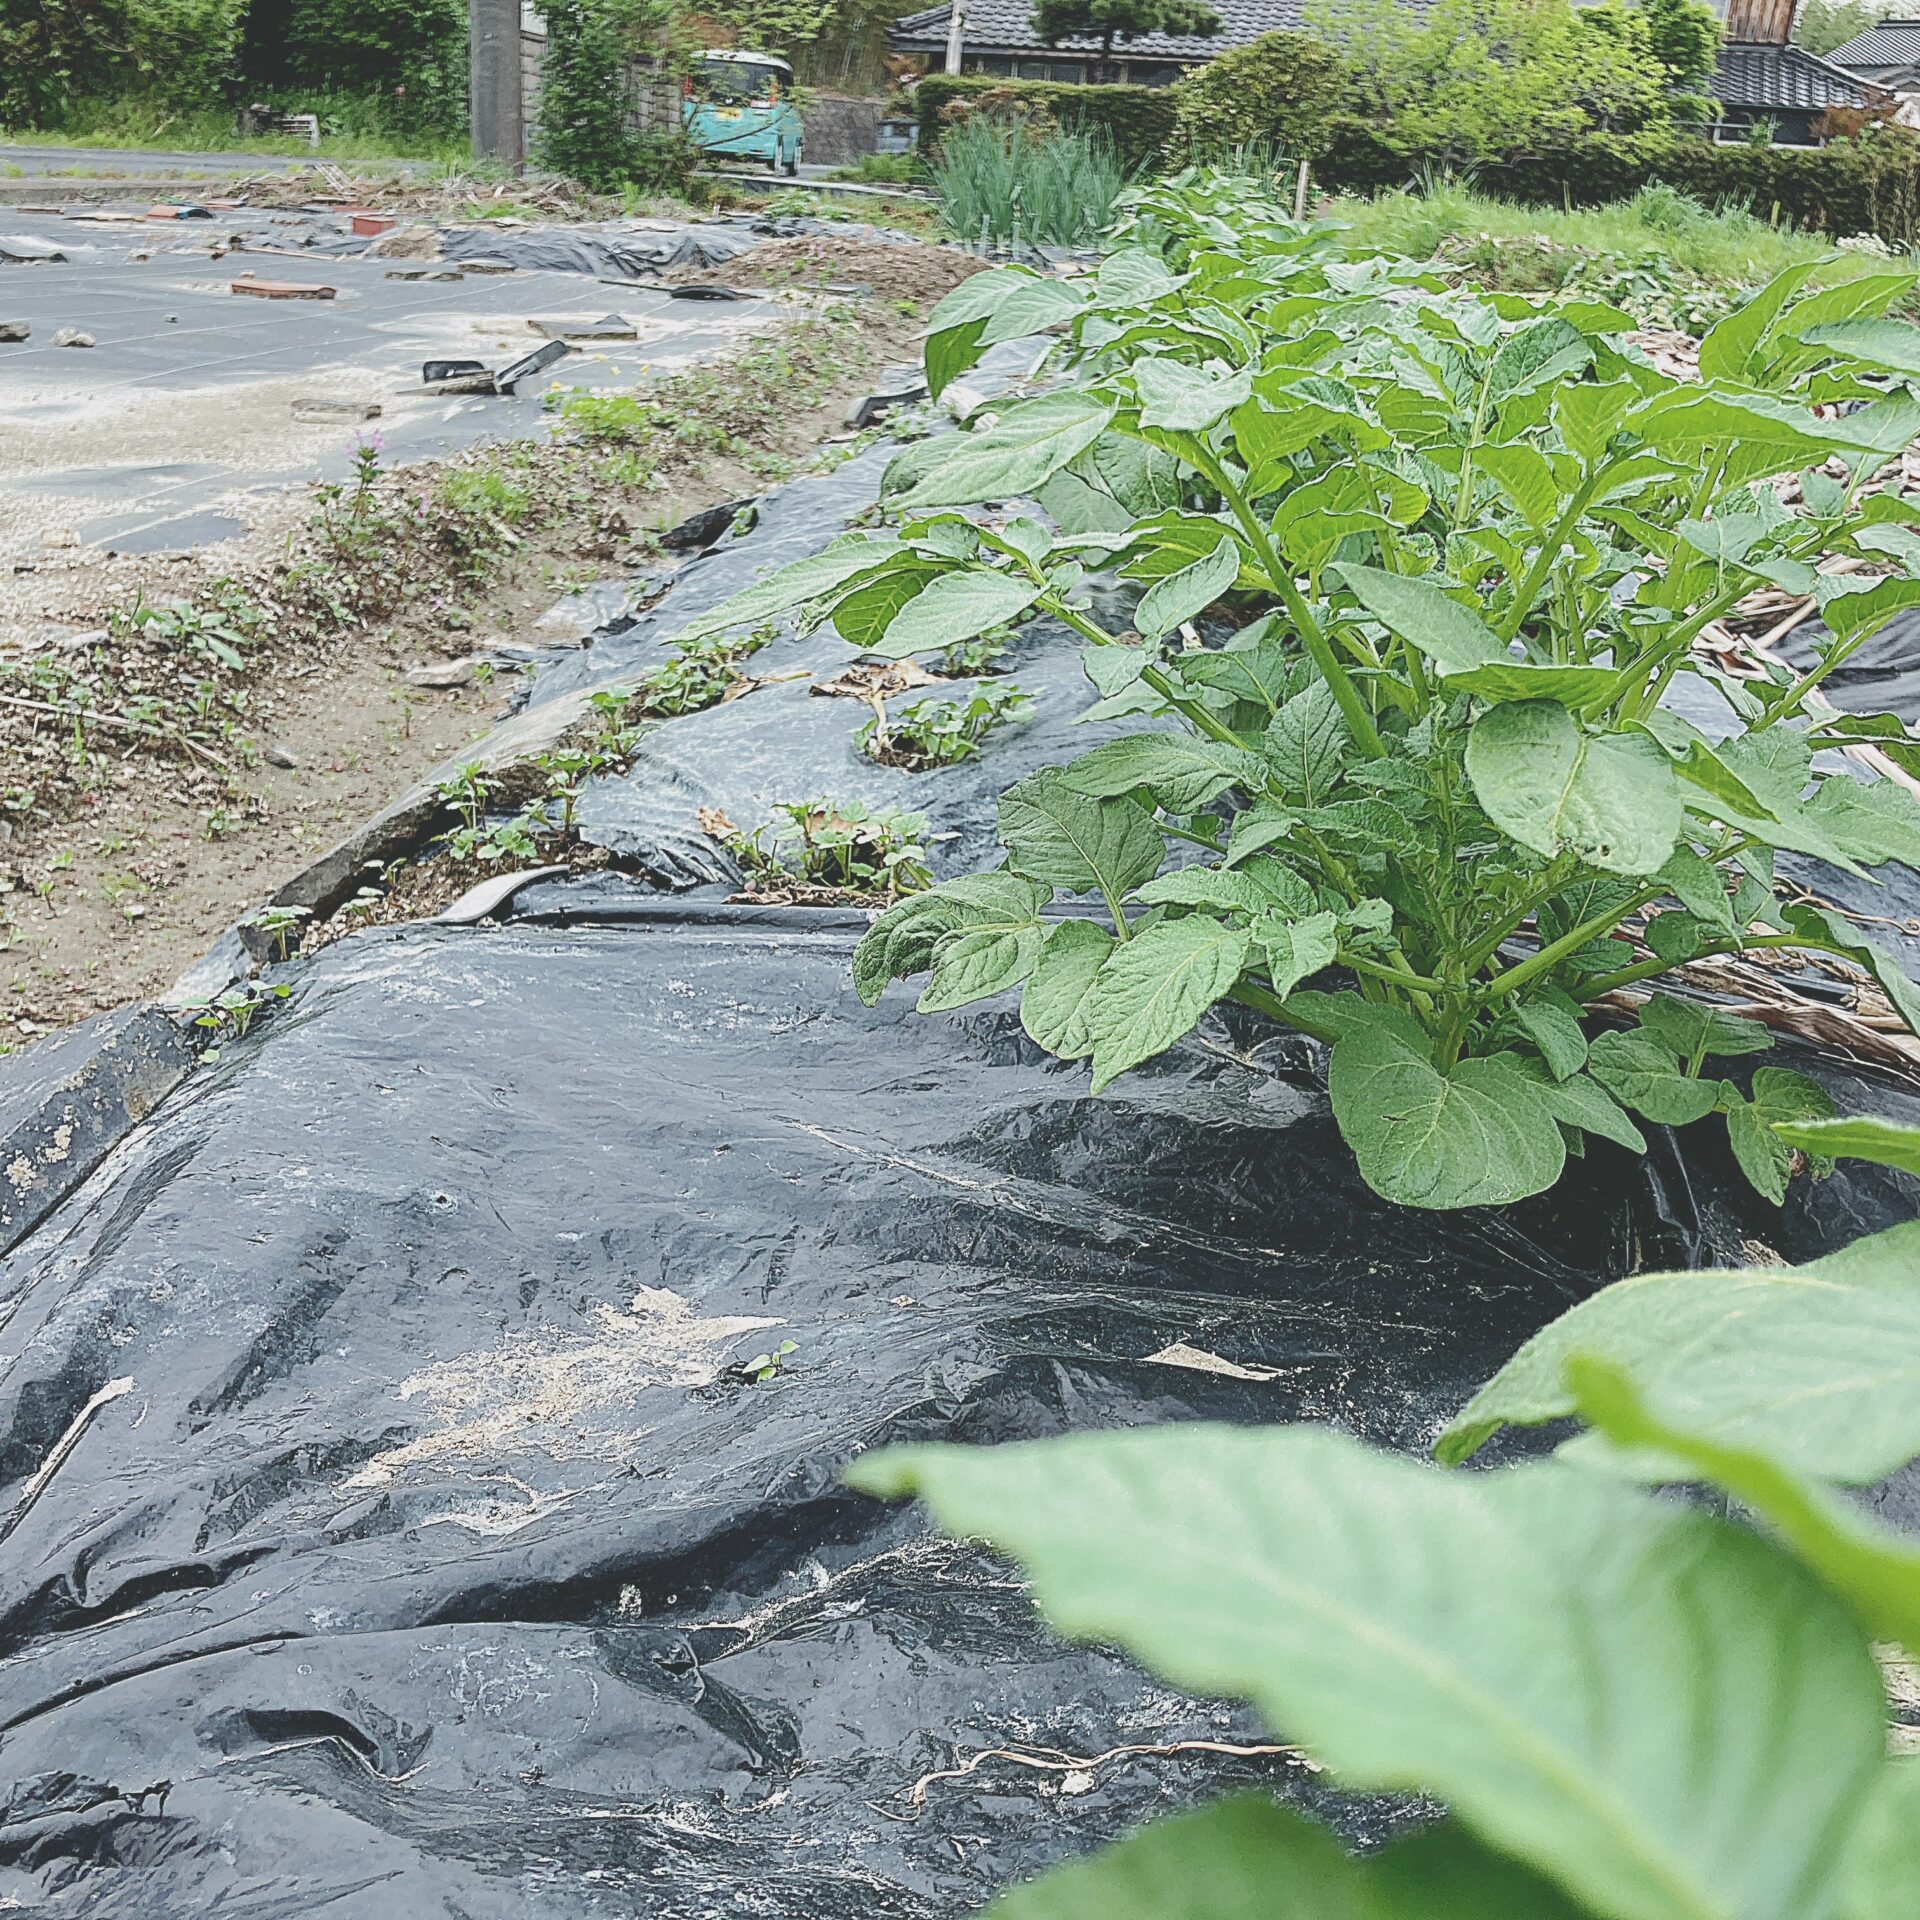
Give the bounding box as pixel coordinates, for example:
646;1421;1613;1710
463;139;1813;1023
1306;0;1673;159
1795;0;1892;54
535;0;694;189
1029;0;1223;81
1170;31;1351;156
1638;0;1720;92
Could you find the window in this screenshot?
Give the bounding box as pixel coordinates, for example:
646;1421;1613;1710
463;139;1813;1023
1124;60;1183;85
967;54;1017;74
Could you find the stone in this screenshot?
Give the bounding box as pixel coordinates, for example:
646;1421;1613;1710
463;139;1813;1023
51;328;95;348
405;658;479;690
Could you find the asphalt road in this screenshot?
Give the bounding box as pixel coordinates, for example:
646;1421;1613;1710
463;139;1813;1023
0;143;428;177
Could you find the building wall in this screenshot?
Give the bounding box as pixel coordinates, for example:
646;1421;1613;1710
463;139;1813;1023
521;22;546;155
959;51;1189;83
1723;0;1795;46
802;92;885;164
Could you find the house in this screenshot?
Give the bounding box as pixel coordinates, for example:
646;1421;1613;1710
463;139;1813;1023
1824;16;1920;123
887;0;1300;86
1706;0;1883;142
1825;14;1920;88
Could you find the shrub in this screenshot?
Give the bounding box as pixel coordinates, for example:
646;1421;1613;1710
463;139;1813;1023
1315;117;1920;249
0;0;122;124
913;73;1176;171
274;0;466;126
534;0;697;191
0;0;246;123
1308;0;1672;159
1169;30;1351;159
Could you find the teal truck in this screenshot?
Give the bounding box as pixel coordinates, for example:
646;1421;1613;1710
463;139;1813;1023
684;52;804;174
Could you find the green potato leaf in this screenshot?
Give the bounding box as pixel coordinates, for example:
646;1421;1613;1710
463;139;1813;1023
1569;1356;1920;1660
1724;1067;1836;1205
1439;1218;1920;1477
1774;1115;1920;1179
892;393;1117;510
1329;1016;1566;1208
999;768;1165;899
1063;735;1268;811
1466;701;1683;876
1253;907;1338;998
853;873;1050;1005
876;569;1043;660
1019;918;1114;1061
1086;916;1250;1092
852;1423;1887;1920
990;1797;1591;1920
1587;1028;1722;1127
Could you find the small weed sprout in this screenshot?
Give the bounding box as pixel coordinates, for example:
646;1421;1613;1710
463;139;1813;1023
717;798;933;900
937;628;1012;677
437;761;491;835
861;684;1030;771
737;1339;798;1383
441;471;532;523
181;982;293;1060
245;902;312;961
447;809;546;865
315;429;388;556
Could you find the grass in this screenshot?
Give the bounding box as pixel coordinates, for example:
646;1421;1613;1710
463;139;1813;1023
828;153;928;188
0;97;466;164
1332;178;1916;291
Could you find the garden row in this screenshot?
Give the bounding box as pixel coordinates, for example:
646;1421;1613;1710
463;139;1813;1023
781;168;1920;1915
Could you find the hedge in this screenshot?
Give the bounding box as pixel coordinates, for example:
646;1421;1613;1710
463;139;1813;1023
908;73;1920;248
1317;114;1920;248
914;73;1177;171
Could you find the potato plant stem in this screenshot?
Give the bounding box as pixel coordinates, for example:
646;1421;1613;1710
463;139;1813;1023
1475;881;1666;1006
1182;442;1387;760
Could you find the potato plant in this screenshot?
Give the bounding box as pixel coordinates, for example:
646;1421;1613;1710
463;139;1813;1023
678;168;1920;1210
852;1116;1920;1919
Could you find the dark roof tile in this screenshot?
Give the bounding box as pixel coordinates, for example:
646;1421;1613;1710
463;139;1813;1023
1709;41;1875;109
1827;18;1920;67
889;0;1303;59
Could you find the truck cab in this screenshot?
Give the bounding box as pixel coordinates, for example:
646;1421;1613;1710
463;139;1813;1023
684;52;804;175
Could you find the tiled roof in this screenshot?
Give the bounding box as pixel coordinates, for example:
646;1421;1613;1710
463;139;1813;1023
889;0;1305;59
1827;17;1920;68
1710;40;1876;109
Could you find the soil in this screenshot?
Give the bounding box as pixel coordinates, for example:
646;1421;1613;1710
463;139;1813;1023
667;233;989;305
0;275;947;1048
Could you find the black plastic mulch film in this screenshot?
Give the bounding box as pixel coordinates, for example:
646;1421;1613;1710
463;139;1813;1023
5;356;1920;1919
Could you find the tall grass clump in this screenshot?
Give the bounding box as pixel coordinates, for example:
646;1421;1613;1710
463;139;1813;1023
928;111;1135;250
1331;175;1913;289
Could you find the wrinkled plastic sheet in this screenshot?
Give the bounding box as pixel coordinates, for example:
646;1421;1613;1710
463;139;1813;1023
1781;607;1920;725
9;346;1920;1916
558;444;1151;885
533;381;1163;887
439;221;759;279
8;900;1920;1917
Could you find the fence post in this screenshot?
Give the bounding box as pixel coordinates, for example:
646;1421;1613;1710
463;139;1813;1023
471;0;526;167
